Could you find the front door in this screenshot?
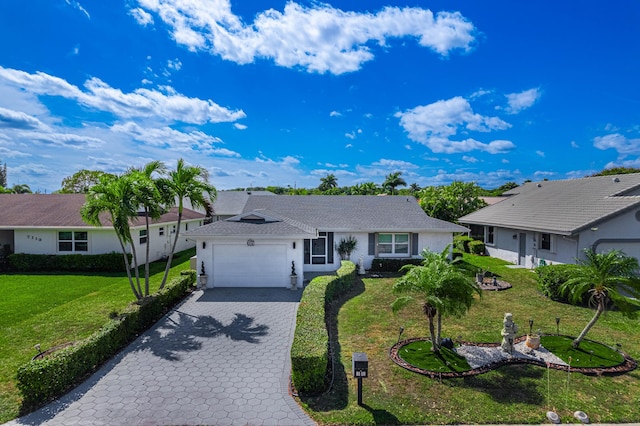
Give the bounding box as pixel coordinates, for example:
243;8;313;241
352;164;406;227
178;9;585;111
518;233;527;265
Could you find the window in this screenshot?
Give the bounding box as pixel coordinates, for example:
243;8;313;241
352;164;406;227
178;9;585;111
304;232;334;265
159;227;165;236
58;231;88;252
139;229;148;245
485;226;495;245
378;233;410;255
539;233;552;251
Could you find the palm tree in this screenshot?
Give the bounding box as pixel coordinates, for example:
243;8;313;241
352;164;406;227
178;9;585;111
409;183;421;195
383;172;406;195
129;161;170;296
158;158;216;289
392;247;480;352
560;248;640;348
11;184;32;194
81;173;144;300
318;174;338;192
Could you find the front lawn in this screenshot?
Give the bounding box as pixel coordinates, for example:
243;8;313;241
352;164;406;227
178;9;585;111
0;249;195;423
298;254;640;424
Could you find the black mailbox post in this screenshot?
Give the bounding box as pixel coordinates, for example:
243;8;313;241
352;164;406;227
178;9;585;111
352;352;368;405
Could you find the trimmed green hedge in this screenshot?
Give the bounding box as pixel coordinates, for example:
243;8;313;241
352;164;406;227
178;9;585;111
453;235;485;255
369;258;423;273
291;261;356;394
467;240;485;255
8;252;130;273
16;271;196;410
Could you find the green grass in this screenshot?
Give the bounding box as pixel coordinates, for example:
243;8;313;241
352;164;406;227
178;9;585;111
298;254;640;424
540;335;624;368
0;249;195;424
399;341;471;372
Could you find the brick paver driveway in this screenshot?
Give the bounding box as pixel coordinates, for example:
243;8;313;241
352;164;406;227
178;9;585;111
8;288;315;426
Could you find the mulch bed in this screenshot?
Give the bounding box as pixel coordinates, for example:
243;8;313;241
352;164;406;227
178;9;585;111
389;336;637;379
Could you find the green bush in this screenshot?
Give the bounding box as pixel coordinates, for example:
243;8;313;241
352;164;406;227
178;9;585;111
16;270;196;410
291;261;355;394
467;240;485;255
8;252;130;273
369;258;423;273
453;235;474;253
535;263;578;302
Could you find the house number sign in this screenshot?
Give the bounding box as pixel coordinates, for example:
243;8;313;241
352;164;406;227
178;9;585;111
247;239;255;246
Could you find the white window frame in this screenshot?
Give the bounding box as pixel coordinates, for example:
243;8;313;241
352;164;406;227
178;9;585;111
378;233;410;257
139;229;148;245
58;231;88;253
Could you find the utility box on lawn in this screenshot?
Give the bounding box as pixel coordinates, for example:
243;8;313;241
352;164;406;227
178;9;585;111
352;352;368;378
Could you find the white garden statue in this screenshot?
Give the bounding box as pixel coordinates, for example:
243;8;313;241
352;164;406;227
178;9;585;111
501;313;518;354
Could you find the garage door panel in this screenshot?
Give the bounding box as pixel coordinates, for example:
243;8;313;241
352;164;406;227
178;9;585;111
213;244;287;287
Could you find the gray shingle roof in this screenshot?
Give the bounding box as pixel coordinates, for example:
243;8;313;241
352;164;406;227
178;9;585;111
211;191;275;216
186;195;466;237
185;210;317;237
459;173;640;235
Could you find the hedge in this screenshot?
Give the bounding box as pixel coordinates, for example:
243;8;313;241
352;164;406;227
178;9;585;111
8;252;130;273
16;270;196;410
368;258;423;273
291;261;356;394
535;263;578;303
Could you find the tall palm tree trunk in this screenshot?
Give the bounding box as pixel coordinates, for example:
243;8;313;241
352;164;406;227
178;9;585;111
424;303;439;353
159;211;182;289
117;238;142;300
572;300;605;348
144;209;151;296
436;312;442;347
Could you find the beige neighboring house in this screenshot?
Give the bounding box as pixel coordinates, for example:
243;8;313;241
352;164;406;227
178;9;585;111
459;173;640;268
185;194;468;289
0;194;205;264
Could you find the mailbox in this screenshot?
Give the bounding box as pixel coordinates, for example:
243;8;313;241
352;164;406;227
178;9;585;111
352;352;368;378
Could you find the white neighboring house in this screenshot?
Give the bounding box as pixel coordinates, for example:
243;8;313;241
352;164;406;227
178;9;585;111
0;194;205;264
184;194;468;288
459;173;640;268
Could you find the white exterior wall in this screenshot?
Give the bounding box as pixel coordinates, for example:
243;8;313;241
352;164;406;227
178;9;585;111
579;207;640;262
10;218;200;265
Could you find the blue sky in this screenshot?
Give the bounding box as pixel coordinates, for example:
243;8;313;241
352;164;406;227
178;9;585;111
1;1;639;192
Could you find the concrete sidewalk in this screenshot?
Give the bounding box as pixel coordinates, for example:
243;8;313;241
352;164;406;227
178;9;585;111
7;288;315;426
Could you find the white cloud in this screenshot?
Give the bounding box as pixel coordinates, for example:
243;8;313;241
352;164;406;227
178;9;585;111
504;88;541;114
135;1;476;75
395;96;513;154
129;7;154;26
255;153;300;167
310;168;356;177
65;0;90;19
534;170;556;178
167;58;182;71
329;111;341;117
26;131;104;149
462;155;478;163
0;107;47;130
536;150;545;157
345;132;356;139
345;143;353;148
371;159;418;169
233;123;247;130
0;66;245;125
571;140;579;148
594;133;640;155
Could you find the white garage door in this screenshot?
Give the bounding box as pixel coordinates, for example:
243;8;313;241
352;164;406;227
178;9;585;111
213;244;288;287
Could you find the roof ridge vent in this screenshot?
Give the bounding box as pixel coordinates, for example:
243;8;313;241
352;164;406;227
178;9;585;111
613;177;620;183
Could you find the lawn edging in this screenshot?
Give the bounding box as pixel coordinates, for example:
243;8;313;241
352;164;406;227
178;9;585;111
291;261;356;394
16;269;196;412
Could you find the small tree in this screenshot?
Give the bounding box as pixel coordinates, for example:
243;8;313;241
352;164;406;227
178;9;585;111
335;236;358;260
560;248;640;348
318;174;338;192
392;247;480;352
383;171;406;195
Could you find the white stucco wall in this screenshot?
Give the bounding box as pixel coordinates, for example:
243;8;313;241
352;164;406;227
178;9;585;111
11;218;200;265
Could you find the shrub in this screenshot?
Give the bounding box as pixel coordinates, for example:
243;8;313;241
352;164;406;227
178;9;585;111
291;261;355;394
369;258;423;273
467;240;485;255
8;252;129;273
453;235;474;253
536;263;577;302
16;270;196;410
